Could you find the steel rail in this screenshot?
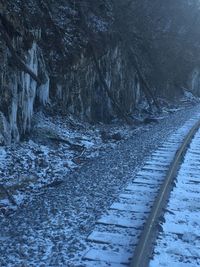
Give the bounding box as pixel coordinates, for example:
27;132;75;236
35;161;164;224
130;119;200;267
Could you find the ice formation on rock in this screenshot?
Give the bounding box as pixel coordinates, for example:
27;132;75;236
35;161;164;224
0;111;11;145
191;68;200;96
7;41;50;140
56;84;63;100
21;41;38;132
37;75;50;105
9;77;19;142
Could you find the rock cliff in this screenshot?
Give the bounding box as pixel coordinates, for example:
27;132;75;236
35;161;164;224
1;0;200;143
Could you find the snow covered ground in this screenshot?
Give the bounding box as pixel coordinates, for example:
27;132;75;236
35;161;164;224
0;102;186;210
0;112;130;210
0;102;200;266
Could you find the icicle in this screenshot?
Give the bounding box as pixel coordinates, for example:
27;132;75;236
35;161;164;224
37;75;50;105
10;99;19;141
30;28;42;40
0;112;11;145
56;84;63;99
21;41;38;132
191;68;199;93
36;46;50;106
135;76;141;105
9;75;19;141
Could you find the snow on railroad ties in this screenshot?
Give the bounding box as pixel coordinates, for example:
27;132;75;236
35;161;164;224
150;126;200;267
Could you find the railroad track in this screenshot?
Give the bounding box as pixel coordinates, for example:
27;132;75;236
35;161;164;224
149;124;200;267
82;116;200;267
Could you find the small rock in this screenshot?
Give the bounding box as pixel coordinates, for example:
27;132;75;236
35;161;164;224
143;117;158;124
111;132;123;141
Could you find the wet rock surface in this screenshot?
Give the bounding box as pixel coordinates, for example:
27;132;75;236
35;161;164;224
0;105;200;266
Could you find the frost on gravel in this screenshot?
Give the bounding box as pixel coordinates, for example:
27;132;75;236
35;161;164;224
0;147;6;169
0;112;134;209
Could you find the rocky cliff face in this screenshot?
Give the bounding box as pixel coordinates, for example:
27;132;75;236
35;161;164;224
1;0;200;144
55;45;141;122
